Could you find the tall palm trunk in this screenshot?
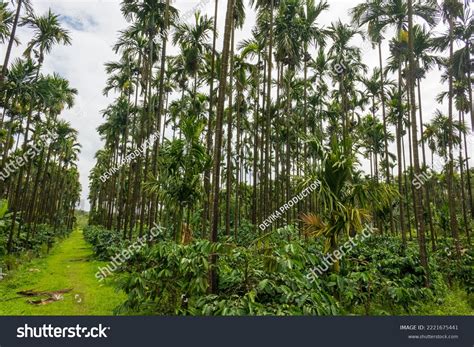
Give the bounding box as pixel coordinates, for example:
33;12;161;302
458;110;471;244
417;78;435;250
461;111;474;218
466;38;474;131
234;87;242;238
378;41;395;234
7;75;39;252
149;0;170;229
463;38;474;216
446;15;461;258
203;0;219;233
125;55;142;238
259;61;267;224
396;66;406;246
251;59;261;234
210;0;235;294
0;0;23;83
285;67;292;224
264;0;274;220
225;21;235;236
408;0;429;286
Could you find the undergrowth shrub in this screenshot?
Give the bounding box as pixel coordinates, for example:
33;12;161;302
83;225;122;260
83;223;471;316
326;236;446;314
433;238;474;293
114;227;340;315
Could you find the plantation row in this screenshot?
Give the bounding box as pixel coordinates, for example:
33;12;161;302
84;224;473;315
0;2;81;263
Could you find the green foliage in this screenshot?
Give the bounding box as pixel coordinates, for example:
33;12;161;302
1;218;73;271
433;238;474;293
143;115;211;239
111;227;340;315
81;224;473;316
0;199;10;256
327;236;446;314
83;225;122;260
0;199;8;220
301;136;397;257
3;223;68;256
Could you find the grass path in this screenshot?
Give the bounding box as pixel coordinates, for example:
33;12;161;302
0;229;125;315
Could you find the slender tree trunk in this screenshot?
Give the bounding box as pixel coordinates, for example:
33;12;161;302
417;78;435;251
408;0;429;285
378;41;395;234
458;111;471;244
234;86;242;239
203;0;219;234
461;111;474;219
397;66;406;247
446;16;461;258
210;0;235;294
264;0;274;220
251;59;261;234
225;21;235;236
0;0;22;83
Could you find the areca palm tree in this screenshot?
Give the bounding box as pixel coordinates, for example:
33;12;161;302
6;9;72;253
297;0;328;189
0;0;32;82
423;110;467;162
0;5;80;257
210;0;235;293
327;20;366;149
21;9;71;67
202;0;221;234
453;4;473;130
351;0;393;195
173;12;213;98
406;0;431;283
432;0;464;259
301;135;397;271
0;57;35;149
26;74;77;227
145;115;210;241
250;0;278;223
380;0;436;259
0;3;17;45
223;0;246;236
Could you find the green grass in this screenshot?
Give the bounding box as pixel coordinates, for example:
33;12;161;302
415;286;474;316
0;228;125;315
348;285;474;316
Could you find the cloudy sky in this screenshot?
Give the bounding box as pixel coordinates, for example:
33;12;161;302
5;0;472;211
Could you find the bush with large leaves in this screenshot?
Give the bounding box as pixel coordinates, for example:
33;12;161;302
114;227;340;315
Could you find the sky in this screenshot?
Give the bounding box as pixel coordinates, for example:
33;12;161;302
3;0;472;211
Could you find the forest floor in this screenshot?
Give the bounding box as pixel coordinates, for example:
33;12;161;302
0;228;124;315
